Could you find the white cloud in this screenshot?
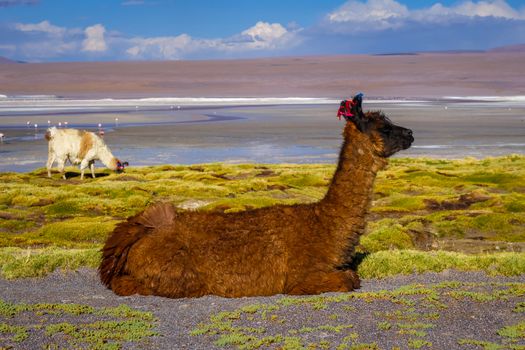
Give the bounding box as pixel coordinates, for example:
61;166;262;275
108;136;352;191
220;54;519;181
328;0;409;30
18;40;77;58
126;34;192;59
11;20;80;59
126;21;297;60
409;0;524;23
240;22;290;49
82;24;107;52
9;20;111;60
15;20;66;36
326;0;525;31
453;0;522;19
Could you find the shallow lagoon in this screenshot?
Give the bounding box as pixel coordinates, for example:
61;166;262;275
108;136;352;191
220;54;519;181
0;98;524;172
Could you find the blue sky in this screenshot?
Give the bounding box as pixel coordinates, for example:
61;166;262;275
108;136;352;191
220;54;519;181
1;0;524;61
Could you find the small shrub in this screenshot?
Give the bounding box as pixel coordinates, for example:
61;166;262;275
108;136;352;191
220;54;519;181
0;247;101;279
37;218;118;247
46;200;80;217
361;223;414;253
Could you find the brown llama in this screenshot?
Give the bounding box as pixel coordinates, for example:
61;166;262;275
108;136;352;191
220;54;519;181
99;109;413;298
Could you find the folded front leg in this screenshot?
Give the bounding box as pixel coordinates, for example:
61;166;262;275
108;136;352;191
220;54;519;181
287;270;360;295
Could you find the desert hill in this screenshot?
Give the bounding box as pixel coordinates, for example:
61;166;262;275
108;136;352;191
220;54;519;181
0;52;524;98
489;43;525;53
0;56;20;64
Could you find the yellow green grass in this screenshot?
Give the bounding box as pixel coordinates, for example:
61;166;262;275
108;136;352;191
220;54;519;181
358;250;525;278
0;247;100;279
0;155;524;278
190;281;525;350
1;247;524;280
0;298;157;349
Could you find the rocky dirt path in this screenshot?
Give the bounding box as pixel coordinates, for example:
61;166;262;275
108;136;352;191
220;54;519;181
1;270;524;349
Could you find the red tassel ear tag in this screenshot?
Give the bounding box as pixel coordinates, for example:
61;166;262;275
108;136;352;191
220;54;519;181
117;161;129;171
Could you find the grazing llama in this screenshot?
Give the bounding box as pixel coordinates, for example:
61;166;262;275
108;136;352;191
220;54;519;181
100;108;413;298
45;127;128;179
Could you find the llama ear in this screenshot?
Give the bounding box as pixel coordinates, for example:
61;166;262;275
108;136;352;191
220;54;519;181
352;95;364;118
351;94;368;132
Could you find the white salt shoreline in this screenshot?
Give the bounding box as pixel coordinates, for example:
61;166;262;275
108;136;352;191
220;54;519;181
1;95;525;111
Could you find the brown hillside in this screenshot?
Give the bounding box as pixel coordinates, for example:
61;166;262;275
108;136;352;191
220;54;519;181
0;52;524;98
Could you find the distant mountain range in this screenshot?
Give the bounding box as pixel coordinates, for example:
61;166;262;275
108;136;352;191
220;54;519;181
1;43;524;64
376;44;525;56
0;56;24;64
489;44;525;53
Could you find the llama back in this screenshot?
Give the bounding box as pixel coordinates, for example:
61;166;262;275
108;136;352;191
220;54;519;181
99;202;176;291
45;128;89;157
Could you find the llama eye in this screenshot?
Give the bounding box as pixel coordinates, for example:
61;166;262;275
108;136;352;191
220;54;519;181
381;126;392;134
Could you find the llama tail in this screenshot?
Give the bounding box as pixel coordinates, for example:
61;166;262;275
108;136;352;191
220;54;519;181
99;202;176;292
45;126;58;141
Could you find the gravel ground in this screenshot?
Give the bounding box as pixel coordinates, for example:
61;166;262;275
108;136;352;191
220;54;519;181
1;269;524;349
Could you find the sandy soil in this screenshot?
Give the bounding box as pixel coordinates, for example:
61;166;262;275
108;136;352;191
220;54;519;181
1;52;524;98
0;270;523;349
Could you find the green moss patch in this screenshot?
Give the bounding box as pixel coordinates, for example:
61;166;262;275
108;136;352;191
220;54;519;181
0;247;100;279
0;299;157;349
0;156;525;277
191;281;525;350
358;250;525;279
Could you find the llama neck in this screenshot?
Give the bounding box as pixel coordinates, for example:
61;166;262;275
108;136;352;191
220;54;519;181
318;123;386;227
97;144;118;170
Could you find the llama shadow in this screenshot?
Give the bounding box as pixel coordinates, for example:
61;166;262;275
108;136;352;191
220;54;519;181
37;170;111;179
338;252;370;271
64;171;110;179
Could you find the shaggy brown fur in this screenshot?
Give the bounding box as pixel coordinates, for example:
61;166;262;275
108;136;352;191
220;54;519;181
99;110;413;298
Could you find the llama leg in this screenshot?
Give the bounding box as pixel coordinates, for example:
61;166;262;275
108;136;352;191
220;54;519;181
345;269;361;290
287;270;360;295
57;158;66;179
110;275;153;296
79;159;89;180
89;160;96;178
46;153;56;178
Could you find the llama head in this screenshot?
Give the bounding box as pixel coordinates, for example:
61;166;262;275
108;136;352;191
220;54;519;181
116;160;129;173
111;159;129;173
348;111;414;158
